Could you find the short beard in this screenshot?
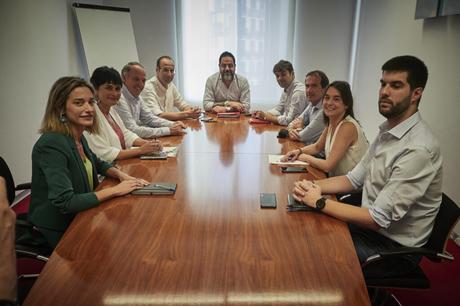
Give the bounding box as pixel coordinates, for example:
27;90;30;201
222;72;234;82
379;95;411;119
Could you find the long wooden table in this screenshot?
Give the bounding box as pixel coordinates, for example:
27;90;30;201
24;115;370;306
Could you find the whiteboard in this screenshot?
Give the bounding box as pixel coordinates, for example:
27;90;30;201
74;3;139;75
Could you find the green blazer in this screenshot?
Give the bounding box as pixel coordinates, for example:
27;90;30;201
28;132;112;247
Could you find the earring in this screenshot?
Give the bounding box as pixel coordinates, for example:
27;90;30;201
59;114;67;123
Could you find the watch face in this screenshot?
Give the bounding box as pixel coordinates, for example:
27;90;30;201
316;197;326;210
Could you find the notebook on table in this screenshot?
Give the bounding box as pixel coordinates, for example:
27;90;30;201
131;182;177;195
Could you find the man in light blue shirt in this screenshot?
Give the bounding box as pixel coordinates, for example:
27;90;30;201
292;56;442;278
114;62;187;139
287;70;329;145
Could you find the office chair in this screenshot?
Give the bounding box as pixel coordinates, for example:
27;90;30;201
0;157;51;303
363;193;460;306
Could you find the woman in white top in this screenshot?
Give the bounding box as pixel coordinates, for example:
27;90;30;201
85;66;162;162
282;81;368;177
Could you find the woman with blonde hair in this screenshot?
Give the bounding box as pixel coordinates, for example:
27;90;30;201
28;76;148;248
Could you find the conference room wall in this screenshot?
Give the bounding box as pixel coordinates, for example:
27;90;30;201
104;0;179;81
0;0;88;184
352;0;460;236
292;0;356;84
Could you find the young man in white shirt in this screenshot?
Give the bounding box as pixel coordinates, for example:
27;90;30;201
292;55;442;278
141;56;201;121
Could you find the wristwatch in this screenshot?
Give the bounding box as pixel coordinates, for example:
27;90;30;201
224;101;229;107
315;197;327;211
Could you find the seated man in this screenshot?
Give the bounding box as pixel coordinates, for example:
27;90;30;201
253;60;307;126
287;70;329;145
292;56;442;278
114;62;186;138
141;56;201;121
203;51;251;113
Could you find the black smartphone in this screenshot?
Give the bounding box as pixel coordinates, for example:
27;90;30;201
260;193;277;208
287;194;314;211
281;167;307;173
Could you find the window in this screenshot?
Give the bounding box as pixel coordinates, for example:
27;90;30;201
179;0;293;105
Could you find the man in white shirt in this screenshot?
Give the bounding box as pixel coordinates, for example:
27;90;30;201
287;70;328;145
141;56;201;121
203;51;251;113
292;56;442;278
253;60;307;126
114;62;186;138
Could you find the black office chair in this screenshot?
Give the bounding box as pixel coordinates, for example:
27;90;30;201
363;193;460;305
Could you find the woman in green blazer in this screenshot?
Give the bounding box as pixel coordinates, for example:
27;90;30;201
28;77;148;248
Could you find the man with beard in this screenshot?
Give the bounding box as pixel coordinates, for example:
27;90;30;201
141;56;201;121
203;51;251;113
253;60;307;126
291;55;442;278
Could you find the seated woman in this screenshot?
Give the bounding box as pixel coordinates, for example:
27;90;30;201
282;81;368;177
85;66;162;162
28;76;148;248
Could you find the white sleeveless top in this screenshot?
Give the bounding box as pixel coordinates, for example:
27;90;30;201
324;115;369;177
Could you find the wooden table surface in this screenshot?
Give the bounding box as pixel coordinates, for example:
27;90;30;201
24;115;370;306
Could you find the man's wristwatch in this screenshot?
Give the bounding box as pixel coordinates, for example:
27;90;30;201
315;197;327;211
224;101;229;107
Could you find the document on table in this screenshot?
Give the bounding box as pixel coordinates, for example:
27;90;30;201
162;147;178;157
268;154;308;166
133;146;178;158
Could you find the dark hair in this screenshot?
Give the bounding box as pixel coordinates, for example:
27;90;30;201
273;60;294;74
323;81;354;124
156;55;174;69
219;51;235;65
90;66;122;90
381;55;428;90
306;70;329;88
40;76;98;136
121;61;144;79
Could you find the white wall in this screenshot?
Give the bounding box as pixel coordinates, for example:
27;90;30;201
293;0;356;81
352;0;460;233
0;0;87;183
104;0;178;79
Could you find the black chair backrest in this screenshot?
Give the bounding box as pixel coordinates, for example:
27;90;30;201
0;156;15;204
424;193;460;260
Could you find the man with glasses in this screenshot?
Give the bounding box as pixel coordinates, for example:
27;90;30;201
141;56;201;121
253;60;307;126
203;51;251;113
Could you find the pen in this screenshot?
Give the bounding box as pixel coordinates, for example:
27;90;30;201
153;184;175;191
